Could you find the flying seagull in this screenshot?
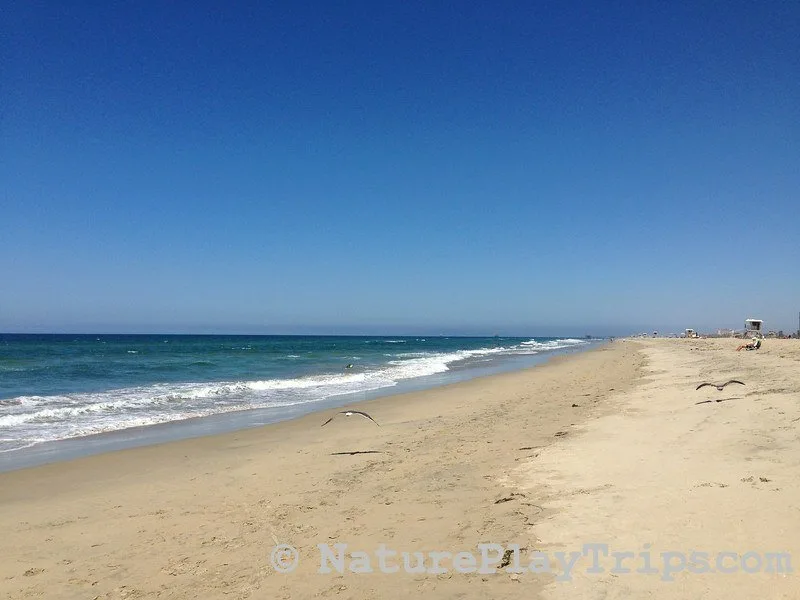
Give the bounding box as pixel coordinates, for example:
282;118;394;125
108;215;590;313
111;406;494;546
696;380;745;391
321;410;380;427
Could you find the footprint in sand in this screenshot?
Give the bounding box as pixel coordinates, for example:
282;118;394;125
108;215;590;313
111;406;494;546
741;476;772;484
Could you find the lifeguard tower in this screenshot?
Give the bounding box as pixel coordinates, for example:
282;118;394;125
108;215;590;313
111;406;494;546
744;318;763;338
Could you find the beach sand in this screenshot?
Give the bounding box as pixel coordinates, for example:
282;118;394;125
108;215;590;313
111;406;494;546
2;338;798;599
517;337;800;599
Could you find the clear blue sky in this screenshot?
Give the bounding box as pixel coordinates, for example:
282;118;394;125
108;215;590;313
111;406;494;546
2;1;799;335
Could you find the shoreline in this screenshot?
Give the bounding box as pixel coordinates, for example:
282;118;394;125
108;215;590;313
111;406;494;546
0;341;599;473
0;340;643;599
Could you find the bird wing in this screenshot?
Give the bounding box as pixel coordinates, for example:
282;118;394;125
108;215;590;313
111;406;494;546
321;416;336;427
352;411;380;426
695;383;713;390
723;380;745;387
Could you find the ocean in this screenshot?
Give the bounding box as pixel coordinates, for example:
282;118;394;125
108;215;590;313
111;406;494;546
0;334;594;469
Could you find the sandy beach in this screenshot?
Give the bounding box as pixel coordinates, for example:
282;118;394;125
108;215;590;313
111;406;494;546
521;337;800;599
2;338;799;599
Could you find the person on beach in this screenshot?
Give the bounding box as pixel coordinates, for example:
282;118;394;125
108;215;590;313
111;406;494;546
736;338;762;351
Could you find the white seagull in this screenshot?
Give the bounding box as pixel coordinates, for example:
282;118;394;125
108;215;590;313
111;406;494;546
696;380;745;391
321;410;380;427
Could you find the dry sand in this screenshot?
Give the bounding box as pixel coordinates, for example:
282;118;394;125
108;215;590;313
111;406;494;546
516;337;800;599
2;338;798;599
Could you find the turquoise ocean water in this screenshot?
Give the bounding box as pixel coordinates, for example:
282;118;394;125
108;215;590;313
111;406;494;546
0;334;593;468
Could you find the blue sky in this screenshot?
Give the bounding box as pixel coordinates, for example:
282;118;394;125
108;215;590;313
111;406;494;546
2;1;799;335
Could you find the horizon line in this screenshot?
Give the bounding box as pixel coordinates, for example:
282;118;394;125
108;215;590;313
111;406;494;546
0;331;607;338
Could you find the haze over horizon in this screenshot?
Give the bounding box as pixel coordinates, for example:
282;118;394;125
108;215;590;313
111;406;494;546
3;2;799;334
0;321;791;338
